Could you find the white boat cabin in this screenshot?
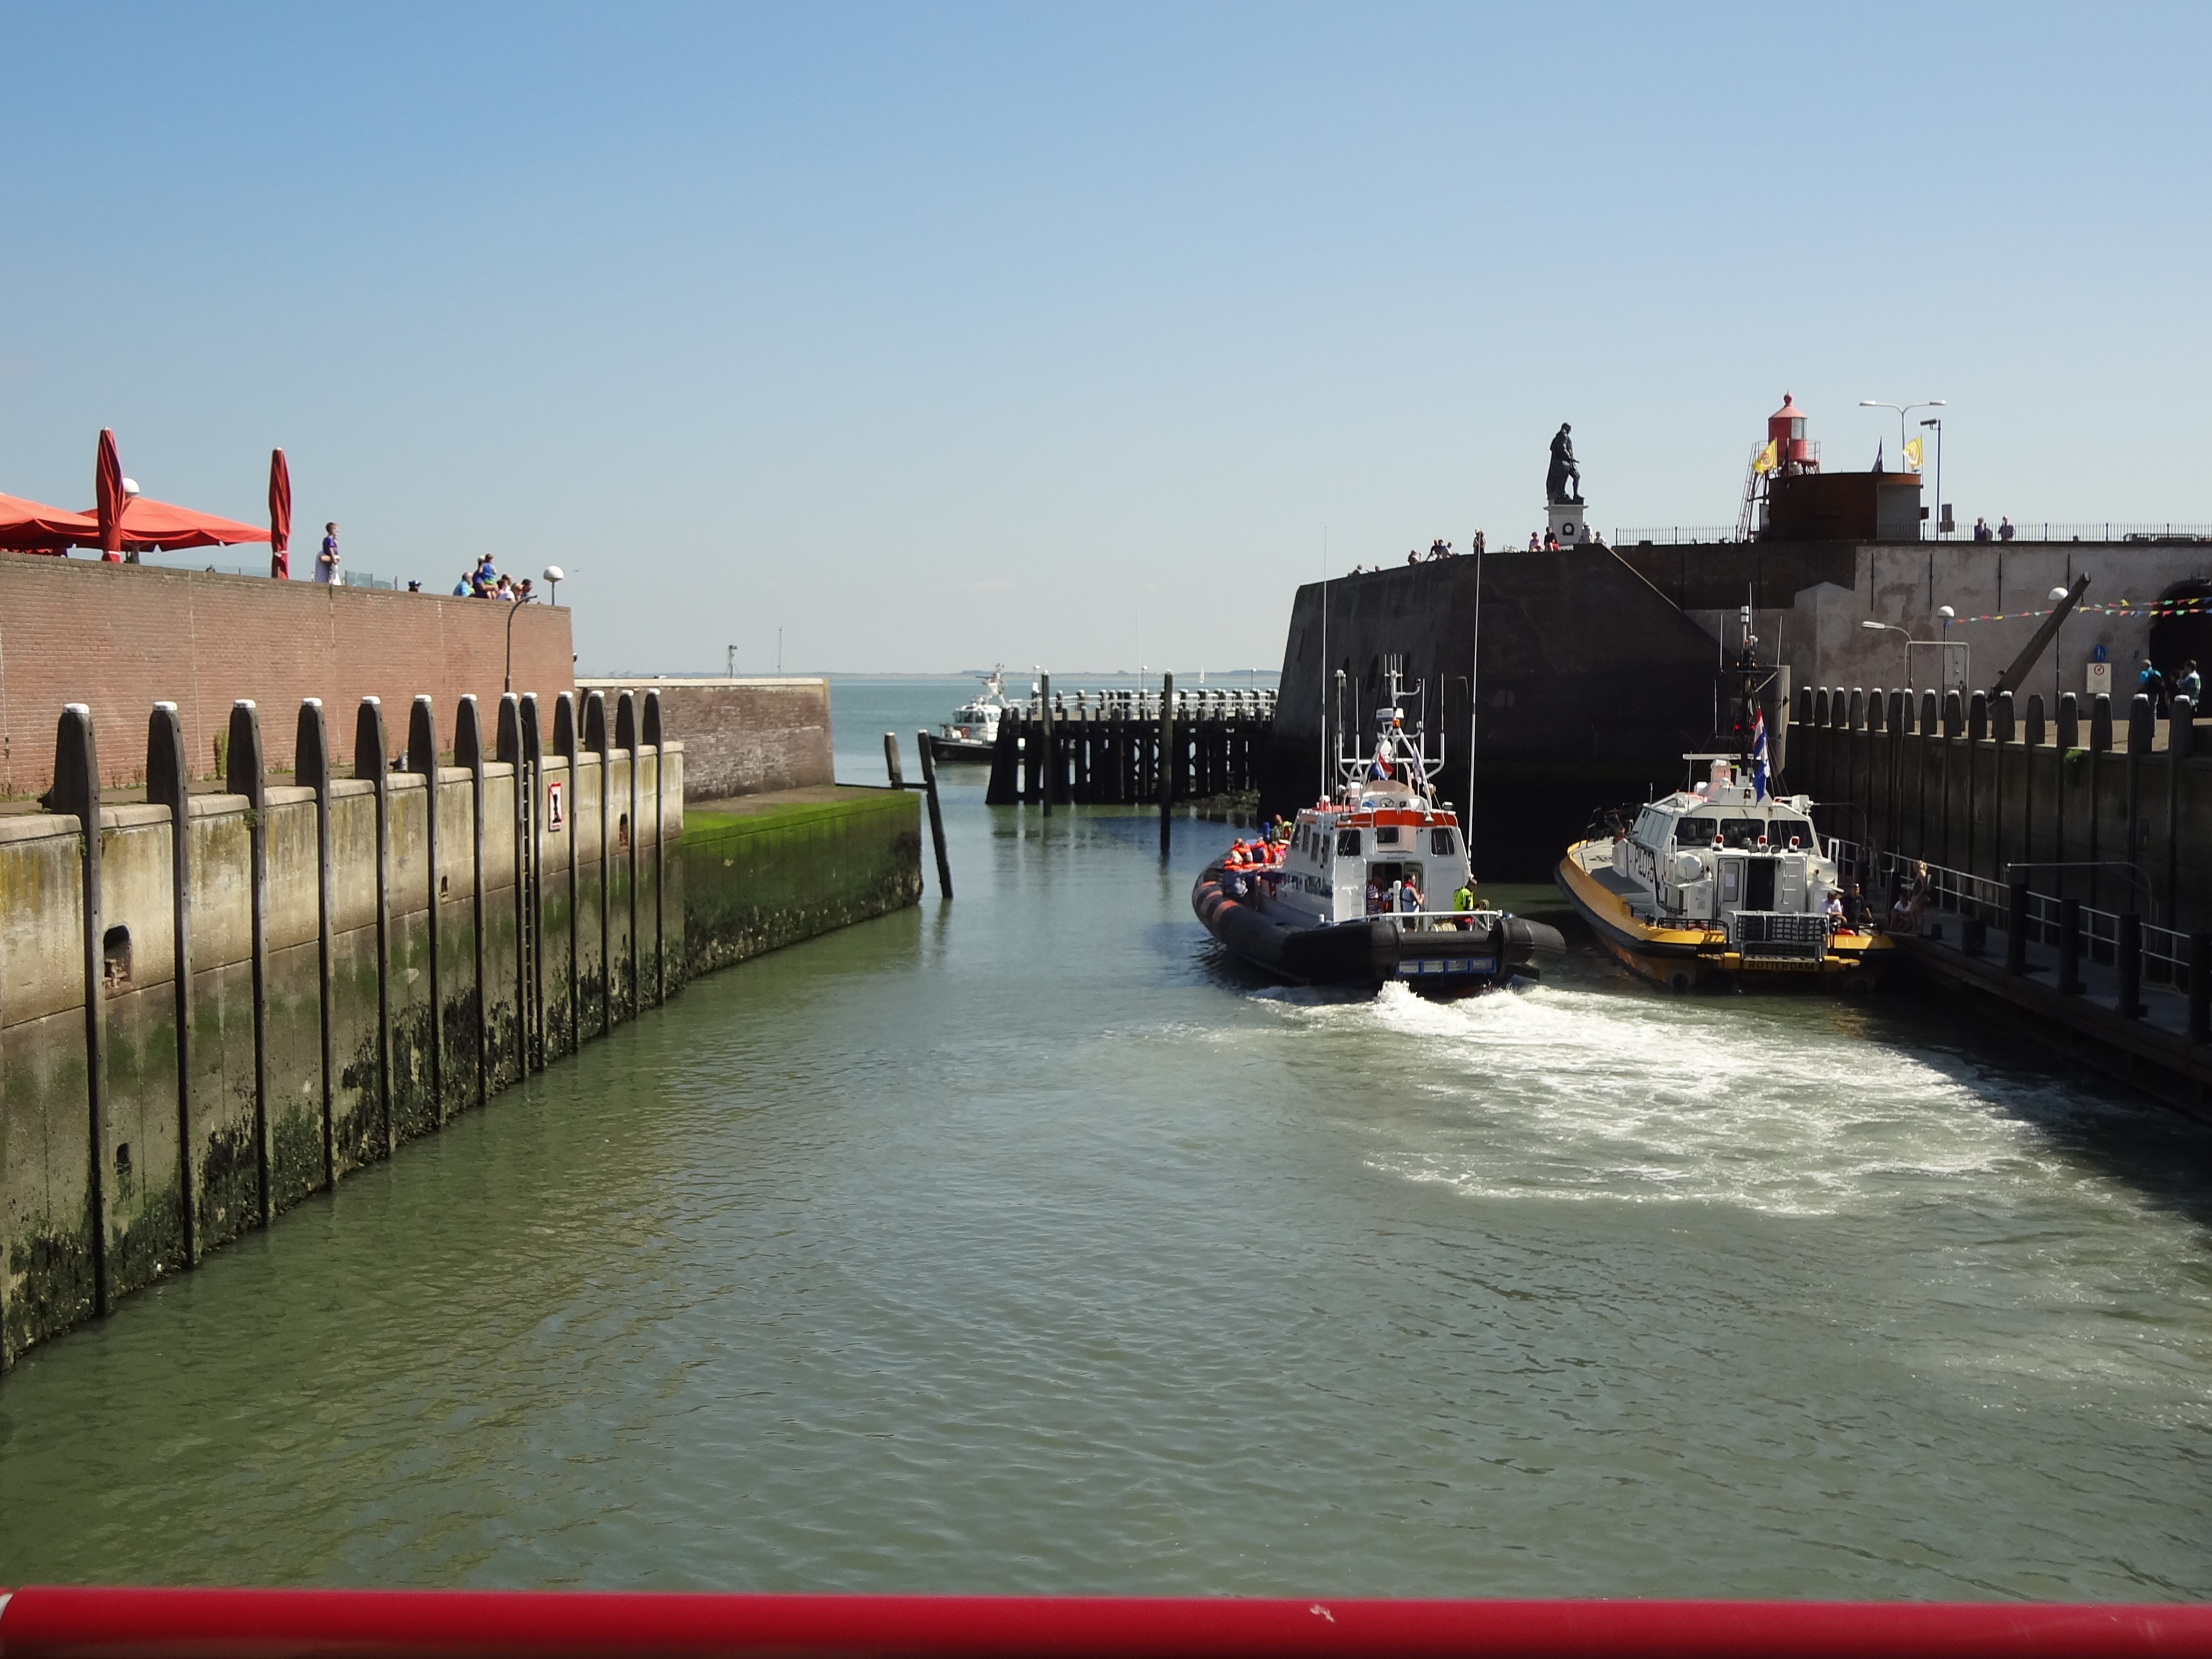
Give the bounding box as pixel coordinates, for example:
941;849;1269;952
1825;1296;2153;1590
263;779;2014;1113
1616;760;1840;926
1257;662;1482;931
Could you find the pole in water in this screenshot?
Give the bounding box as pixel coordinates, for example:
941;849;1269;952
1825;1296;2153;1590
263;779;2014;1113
883;731;905;790
917;731;953;899
1159;670;1174;856
1040;672;1053;817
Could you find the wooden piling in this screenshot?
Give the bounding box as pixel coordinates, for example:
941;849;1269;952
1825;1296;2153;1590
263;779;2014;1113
883;731;905;790
1158;673;1174;856
917;731;953;900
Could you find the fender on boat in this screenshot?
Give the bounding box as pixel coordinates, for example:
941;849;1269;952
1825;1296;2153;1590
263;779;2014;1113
1192;866;1553;986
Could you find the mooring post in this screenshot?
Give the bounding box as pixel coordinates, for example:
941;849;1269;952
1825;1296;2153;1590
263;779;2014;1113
52;705;111;1315
2058;896;2083;996
147;702;199;1267
296;699;338;1191
2116;913;2144;1019
916;731;953;900
883;731;905;790
357;698;396;1159
2190;933;2212;1046
1040;673;1053;817
227;700;275;1230
2006;881;2029;975
1158;672;1174;856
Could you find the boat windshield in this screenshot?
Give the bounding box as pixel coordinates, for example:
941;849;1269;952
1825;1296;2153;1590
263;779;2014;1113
1675;815;1717;846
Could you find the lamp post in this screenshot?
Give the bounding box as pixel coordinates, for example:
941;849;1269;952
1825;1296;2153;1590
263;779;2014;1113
543;564;564;606
1860;400;1945;532
2050;586;2071;704
1919;418;1947;537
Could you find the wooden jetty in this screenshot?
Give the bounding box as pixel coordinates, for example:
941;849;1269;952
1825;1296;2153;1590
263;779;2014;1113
983;685;1277;808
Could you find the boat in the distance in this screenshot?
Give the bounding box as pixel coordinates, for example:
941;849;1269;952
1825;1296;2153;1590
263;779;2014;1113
1192;660;1562;992
934;668;1018;760
1554;752;1894;993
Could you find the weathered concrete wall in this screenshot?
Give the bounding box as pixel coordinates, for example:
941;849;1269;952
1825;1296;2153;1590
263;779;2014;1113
1262;552;1724;878
1616;538;2212;711
3;686;923;1371
0;553;574;795
580;678;832;802
682;789;921;977
1797;685;2212;934
0;694;680;1367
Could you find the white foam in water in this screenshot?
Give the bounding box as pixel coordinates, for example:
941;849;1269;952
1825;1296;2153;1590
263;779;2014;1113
1260;979;2118;1220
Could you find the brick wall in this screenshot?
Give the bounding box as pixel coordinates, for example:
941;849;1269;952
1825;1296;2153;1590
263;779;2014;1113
0;553;574;793
579;678;832;801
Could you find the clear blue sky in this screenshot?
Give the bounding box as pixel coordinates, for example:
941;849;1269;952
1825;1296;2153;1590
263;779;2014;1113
2;4;2205;676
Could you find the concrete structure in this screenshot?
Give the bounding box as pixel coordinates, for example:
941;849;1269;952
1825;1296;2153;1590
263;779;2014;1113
0;553;574;795
1260;552;1727;877
0;689;921;1370
579;678;833;803
1795;682;2212;1107
1613;537;2212;711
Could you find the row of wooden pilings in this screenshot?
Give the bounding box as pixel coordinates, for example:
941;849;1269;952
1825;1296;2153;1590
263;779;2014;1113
982;679;1276;809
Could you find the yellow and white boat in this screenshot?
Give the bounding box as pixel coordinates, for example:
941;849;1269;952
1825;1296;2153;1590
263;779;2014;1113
1555;760;1893;993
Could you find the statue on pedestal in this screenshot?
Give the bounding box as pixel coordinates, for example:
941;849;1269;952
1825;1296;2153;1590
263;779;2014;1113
1546;423;1583;505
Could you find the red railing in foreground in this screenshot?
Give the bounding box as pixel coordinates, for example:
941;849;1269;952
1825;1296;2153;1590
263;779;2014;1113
3;1590;2212;1659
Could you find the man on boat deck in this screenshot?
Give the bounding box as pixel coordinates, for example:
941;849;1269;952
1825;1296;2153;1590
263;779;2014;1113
1454;878;1477;928
1398;875;1423;918
1366;875;1385;915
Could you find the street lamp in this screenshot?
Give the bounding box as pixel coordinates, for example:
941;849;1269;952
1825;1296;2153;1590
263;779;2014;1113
1919;418;1947;537
2050;586;2071;705
1859;400;1946;520
543;564;564;605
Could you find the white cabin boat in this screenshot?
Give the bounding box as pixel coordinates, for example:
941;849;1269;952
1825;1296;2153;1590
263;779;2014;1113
1193;661;1561;990
935;668;1016;760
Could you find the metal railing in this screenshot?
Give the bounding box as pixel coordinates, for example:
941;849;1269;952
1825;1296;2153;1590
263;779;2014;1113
1614;526;1741;546
1950;522;2212;543
1826;838;2196;990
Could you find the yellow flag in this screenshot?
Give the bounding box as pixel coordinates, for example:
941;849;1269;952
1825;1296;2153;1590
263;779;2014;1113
1903;436;1923;471
1752;439;1778;475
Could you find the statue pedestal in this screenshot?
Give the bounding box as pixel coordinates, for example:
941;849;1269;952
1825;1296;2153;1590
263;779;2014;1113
1547;499;1592;545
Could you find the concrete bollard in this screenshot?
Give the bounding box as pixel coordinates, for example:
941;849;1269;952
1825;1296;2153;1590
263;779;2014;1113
1968;690;1987;743
1943;689;1962;739
2058;693;2079;751
356;698;396;1159
2025;694;2046;747
2058;897;2084;996
2128;693;2155;754
2006;882;2029;975
2191;933;2212;1046
2090;693;2113;755
50;704;112;1314
2116;913;2144;1019
1159;671;1175;857
1994;691;2014;745
296;699;339;1190
2173;695;2197;761
147;702;200;1266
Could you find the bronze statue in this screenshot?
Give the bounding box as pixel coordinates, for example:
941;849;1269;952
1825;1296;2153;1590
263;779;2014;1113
1546;423;1582;505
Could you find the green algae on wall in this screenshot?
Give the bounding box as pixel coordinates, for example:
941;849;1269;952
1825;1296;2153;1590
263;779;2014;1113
681;789;922;978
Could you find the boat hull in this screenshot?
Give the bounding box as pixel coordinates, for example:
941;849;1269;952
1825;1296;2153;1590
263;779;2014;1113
1192;866;1560;990
931;735;996;761
1554;841;1892;993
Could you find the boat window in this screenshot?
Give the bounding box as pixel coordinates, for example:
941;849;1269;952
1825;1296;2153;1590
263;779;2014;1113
1771;814;1812;843
1676;816;1717;846
1374;825;1402;847
1336;829;1361;856
1429;828;1455;855
1719;817;1765;849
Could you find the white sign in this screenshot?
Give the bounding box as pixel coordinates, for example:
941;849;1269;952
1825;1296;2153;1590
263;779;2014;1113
546;779;565;832
2085;660;2113;701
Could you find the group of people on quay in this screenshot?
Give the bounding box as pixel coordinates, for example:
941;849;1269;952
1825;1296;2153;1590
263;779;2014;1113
450;552;539;602
2137;657;2203;715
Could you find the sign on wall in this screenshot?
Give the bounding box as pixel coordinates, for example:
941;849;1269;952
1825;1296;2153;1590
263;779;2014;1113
2085;660;2112;701
546;779;565;832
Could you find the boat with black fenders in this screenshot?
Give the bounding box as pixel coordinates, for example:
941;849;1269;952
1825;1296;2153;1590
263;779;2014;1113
1192;658;1562;991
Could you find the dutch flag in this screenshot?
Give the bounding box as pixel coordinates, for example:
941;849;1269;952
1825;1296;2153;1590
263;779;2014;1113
1751;709;1769;801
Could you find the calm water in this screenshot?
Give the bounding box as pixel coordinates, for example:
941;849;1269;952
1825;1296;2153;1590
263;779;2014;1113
3;679;2211;1598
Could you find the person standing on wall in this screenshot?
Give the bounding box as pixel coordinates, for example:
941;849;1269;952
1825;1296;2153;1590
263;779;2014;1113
315;522;342;585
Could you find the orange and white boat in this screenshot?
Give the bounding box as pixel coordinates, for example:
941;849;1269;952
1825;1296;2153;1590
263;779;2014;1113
1192;661;1561;991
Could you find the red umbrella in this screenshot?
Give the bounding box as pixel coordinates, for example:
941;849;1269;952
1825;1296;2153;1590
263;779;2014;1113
0;492;100;552
269;448;292;578
95;427;127;562
81;495;271;551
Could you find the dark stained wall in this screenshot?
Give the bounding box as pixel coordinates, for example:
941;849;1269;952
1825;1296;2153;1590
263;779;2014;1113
1262;549;1725;878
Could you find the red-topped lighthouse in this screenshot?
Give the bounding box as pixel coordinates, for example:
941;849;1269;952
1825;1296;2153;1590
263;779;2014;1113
1768;393;1817;471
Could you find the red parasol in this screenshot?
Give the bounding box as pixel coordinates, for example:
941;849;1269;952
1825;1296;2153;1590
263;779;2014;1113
79;494;272;551
0;492;100;552
95;427;127;562
269;448;292;578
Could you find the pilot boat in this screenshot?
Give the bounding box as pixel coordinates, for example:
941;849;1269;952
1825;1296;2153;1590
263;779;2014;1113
934;668;1017;760
1192;661;1562;991
1555;756;1894;993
